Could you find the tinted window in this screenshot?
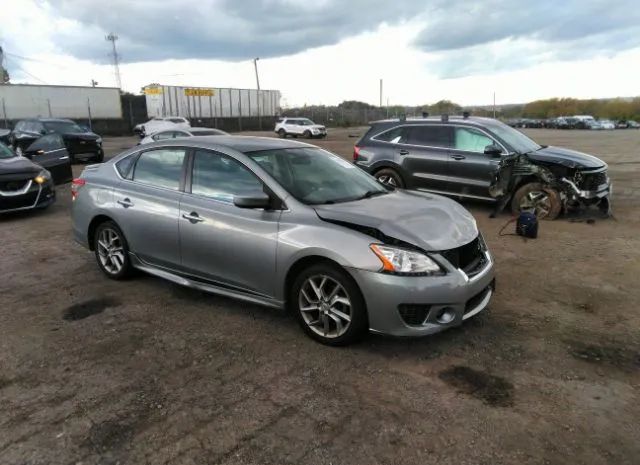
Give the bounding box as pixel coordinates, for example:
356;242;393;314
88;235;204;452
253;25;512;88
43;121;83;133
152;131;175;141
0;142;15;159
191;150;263;203
373;126;408;143
454;127;494;153
133;148;186;190
405;125;452;148
190;129;225;136
286;119;297;125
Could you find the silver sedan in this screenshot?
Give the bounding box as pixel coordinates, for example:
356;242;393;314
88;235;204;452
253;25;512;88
71;136;495;345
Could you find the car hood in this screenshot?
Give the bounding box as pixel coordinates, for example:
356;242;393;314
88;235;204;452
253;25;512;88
0;156;40;176
313;190;478;251
526;146;605;170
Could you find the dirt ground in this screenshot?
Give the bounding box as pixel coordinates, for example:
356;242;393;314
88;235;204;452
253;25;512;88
1;128;639;465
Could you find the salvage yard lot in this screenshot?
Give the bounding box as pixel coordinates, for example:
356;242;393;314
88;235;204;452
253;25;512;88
2;128;639;464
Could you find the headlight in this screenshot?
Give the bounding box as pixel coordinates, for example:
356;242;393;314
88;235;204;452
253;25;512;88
34;170;51;184
96;137;102;145
370;244;442;275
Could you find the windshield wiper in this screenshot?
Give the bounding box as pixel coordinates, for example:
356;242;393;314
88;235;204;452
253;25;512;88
356;189;388;200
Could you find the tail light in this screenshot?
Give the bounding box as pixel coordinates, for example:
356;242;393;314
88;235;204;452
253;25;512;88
71;178;86;201
353;145;361;161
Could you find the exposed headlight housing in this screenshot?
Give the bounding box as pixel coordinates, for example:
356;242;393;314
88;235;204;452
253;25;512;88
34;170;51;185
96;137;103;145
370;244;442;275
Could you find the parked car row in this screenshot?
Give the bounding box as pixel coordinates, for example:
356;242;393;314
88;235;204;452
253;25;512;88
507;116;640;130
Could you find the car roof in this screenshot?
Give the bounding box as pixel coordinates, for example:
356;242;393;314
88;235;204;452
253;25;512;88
182;135;314;152
368;115;506;130
23;118;75;123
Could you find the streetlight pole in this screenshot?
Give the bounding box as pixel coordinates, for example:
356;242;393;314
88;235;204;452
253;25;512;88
253;58;260;90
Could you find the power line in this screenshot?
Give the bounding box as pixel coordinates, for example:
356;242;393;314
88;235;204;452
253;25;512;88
4;56;47;84
105;32;122;89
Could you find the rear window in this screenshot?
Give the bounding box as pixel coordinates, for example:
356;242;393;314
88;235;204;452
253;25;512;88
372;126;407;143
405;125;452;148
132;148;186;190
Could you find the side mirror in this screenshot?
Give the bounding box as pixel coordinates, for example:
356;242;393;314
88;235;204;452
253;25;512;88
484;144;503;158
233;192;272;209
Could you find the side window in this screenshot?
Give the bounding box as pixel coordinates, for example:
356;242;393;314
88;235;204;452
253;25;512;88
373;126;408;144
405;126;452;148
116;154;136;179
133;148;186;190
191;150;263;203
26;134;64;152
152;131;173;141
15;121;24;131
288;119;297;125
454;127;495;153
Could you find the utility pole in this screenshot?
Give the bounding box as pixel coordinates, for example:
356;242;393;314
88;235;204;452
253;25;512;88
0;46;9;84
379;79;383;107
91;79;98;87
105;33;122;89
493;92;496;119
253;58;260;90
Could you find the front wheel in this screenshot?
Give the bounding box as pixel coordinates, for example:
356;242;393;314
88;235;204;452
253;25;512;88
290;263;368;346
303;130;312;139
94;221;133;280
278;129;287;138
511;182;561;220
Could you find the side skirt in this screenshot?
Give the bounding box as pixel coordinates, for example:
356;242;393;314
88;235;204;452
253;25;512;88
130;254;285;310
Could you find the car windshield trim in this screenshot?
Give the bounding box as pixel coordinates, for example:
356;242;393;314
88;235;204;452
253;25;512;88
489;122;541;154
246;147;388;205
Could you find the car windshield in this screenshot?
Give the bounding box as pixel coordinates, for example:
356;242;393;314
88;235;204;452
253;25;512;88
43;121;84;133
0;142;16;159
247;147;388;205
490;122;541;153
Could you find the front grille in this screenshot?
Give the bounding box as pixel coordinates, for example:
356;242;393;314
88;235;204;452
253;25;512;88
579;171;608;191
440;236;484;273
0;190;39;211
0;179;30;192
398;304;431;326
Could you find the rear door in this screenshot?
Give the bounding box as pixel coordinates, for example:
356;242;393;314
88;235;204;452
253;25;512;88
113;147;187;269
447;126;505;198
179;148;280;297
396;124;454;192
23;134;72;184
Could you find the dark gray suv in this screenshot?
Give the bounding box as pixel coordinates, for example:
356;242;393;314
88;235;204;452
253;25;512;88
354;116;611;219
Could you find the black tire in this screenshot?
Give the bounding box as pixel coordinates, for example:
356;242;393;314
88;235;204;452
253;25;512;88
303;130;312;139
374;167;405;188
510;182;562;220
290;262;368;346
94;151;104;163
93;221;133;280
278;129;287;138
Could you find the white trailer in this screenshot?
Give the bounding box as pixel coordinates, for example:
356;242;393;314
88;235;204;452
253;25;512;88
143;84;281;119
0;84;122;121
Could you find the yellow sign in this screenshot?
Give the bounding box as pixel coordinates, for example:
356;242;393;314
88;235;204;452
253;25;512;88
143;87;163;95
184;88;215;97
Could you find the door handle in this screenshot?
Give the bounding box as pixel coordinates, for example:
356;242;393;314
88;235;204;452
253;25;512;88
182;212;204;223
451;155;466;160
399;149;409;155
117;198;134;208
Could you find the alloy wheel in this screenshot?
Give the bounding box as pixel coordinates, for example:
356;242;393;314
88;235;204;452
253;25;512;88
377;175;397;187
298;275;352;338
519;190;551;218
97;228;126;274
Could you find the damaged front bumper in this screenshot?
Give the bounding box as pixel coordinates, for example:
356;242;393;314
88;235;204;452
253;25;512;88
561;167;612;214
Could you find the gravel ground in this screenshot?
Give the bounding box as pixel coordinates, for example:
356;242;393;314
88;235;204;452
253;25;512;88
1;128;639;465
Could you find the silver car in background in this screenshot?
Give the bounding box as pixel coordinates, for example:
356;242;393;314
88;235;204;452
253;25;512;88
138;127;229;145
71;136;495;345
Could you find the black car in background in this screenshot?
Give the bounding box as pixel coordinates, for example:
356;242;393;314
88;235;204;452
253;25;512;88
0;140;68;213
0;128;10;145
10;118;103;163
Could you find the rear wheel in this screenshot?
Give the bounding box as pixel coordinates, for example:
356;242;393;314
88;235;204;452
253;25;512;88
511;182;561;220
94;221;133;280
375;168;404;188
278;129;287;138
290;263;368;346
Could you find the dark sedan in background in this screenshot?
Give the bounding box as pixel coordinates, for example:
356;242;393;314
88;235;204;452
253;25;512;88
0;128;10;146
0;140;69;213
10;118;104;163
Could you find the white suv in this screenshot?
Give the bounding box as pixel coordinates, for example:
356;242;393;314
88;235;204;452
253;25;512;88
275;118;327;139
134;116;191;137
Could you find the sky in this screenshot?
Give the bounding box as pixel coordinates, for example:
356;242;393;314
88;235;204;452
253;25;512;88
1;0;639;107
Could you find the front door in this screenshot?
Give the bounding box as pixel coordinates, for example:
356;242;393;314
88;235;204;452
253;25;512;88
179;149;280;298
113;147;187;269
447;126;504;199
23;134;72;184
397;125;453;192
